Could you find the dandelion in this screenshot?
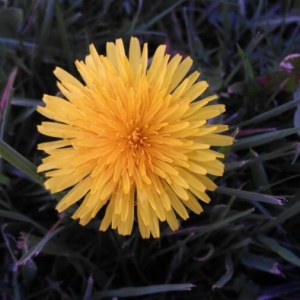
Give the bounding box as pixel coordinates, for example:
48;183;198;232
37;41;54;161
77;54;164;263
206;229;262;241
37;37;233;238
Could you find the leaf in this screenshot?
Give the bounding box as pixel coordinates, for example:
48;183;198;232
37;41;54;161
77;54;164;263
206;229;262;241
293;86;300;136
212;255;234;290
0;174;10;186
0;209;47;234
20;242;38;287
11;97;43;107
25;232;82;258
283;73;299;92
55;2;74;73
138;0;186;30
216;187;285;205
258;235;300;267
238;97;300;128
255;282;300;300
84;275;94;300
227;81;246;95
0;139;44;186
233;127;300;151
35;0;55;64
1;67;18;112
237;44;254;81
0;68;17;151
293;104;300;136
240;253;282;275
169;207;255;236
258;199;300;232
249;14;300;28
227;142;298;172
250;149;271;193
23;230;108;282
92;283;194;299
14;226;65;271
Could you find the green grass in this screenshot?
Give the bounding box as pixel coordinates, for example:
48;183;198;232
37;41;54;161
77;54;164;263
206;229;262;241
1;0;300;299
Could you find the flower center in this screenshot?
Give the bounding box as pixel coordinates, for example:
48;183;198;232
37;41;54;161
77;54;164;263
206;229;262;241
128;127;143;148
131;129;141;142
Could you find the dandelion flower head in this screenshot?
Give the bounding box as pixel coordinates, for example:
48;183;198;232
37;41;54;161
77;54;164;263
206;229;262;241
37;37;233;238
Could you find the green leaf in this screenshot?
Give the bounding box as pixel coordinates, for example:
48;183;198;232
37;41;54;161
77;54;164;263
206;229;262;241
227;142;297;172
35;0;55;64
237;44;255;81
283;73;299;92
216;187;285;205
138;0;186;30
294;104;300;136
250;149;271;193
0;209;47;234
14;226;65;271
258;235;300;267
0;173;10;186
293;87;300;136
25;232;82;258
227;81;246;95
240;253;281;275
233;127;300;151
20;243;38;287
23;231;107;278
258;199;300;232
0;139;44;186
170;207;255;236
237;97;300;128
55;2;75;73
212;255;234;289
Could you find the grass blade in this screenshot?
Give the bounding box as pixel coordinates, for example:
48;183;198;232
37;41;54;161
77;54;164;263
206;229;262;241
216;187;285;205
35;0;55;64
258;235;300;267
14;226;65;271
257;200;300;233
0;209;47;234
237;97;300;128
138;0;185;30
233;127;300;151
212;255;234;290
84;276;94;300
55;2;74;73
0;139;44;186
170;207;255;236
240;253;281;275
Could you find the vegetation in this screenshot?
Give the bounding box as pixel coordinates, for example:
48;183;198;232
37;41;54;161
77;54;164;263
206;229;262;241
1;0;300;299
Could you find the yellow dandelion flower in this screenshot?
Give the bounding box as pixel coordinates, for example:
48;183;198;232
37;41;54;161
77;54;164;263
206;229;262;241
37;37;233;238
